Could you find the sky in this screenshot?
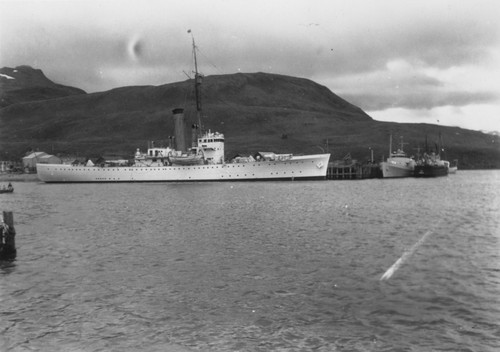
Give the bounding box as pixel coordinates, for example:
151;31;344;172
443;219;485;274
1;0;500;134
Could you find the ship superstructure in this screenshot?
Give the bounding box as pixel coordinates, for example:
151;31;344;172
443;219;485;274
133;108;225;168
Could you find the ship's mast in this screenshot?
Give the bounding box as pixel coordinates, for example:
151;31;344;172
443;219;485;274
389;134;392;156
438;131;443;157
189;30;203;137
399;136;408;152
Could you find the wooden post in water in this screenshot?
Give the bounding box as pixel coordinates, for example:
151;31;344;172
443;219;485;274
1;211;16;260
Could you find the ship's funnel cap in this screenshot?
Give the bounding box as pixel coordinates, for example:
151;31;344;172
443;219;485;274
172;108;184;115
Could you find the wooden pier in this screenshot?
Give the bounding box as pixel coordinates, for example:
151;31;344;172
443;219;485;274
326;159;381;180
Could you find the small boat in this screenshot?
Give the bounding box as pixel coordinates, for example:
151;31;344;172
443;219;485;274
379;135;415;178
448;159;458;174
168;155;205;166
168;148;206;166
0;183;14;194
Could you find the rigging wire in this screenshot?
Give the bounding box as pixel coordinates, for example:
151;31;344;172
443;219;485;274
195;48;224;75
185;41;242;119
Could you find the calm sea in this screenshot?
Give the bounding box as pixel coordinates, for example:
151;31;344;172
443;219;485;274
1;171;499;352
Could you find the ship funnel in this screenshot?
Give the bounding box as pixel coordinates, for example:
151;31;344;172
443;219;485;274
172;108;186;151
191;124;199;148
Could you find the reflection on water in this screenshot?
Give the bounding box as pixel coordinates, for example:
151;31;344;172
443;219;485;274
0;261;16;275
0;171;499;351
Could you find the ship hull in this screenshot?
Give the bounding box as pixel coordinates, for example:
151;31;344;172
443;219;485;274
36;154;330;183
414;165;449;177
380;161;414;178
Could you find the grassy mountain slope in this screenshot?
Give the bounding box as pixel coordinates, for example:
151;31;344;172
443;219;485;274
0;66;86;107
0;70;498;168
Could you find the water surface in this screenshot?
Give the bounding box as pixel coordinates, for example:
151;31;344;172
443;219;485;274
1;171;499;351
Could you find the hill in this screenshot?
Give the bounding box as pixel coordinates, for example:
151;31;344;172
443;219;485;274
0;66;86;107
0;69;499;169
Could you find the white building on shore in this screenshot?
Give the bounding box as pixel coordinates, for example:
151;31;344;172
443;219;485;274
22;152;61;172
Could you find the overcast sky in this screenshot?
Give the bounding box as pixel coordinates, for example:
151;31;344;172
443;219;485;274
1;0;499;133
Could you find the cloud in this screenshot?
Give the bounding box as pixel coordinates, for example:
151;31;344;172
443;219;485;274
369;104;500;133
2;0;498;90
319;58;497;110
343;91;498;111
308;18;498;78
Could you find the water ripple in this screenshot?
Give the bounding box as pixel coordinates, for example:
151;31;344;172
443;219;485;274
0;172;499;351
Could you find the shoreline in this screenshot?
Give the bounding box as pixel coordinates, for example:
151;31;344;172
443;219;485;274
0;173;39;182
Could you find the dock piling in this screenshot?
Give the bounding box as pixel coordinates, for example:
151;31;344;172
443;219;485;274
1;211;17;260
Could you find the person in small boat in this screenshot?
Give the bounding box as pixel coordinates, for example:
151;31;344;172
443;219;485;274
7;183;12;189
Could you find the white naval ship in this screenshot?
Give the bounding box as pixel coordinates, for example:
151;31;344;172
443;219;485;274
37;34;330;183
379;135;416;178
